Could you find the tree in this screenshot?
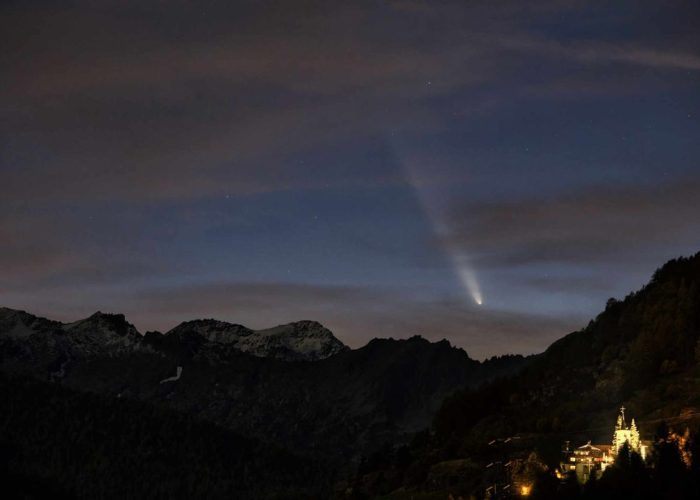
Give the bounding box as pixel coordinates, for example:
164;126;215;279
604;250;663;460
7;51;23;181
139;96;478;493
592;443;655;499
558;471;581;499
530;470;559;500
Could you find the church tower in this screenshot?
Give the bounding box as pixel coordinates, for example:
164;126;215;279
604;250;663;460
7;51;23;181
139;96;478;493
611;406;645;459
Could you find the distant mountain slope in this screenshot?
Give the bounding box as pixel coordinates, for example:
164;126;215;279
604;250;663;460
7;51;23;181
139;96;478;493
0;309;347;365
167;318;348;361
0;308;530;474
0;310;142;381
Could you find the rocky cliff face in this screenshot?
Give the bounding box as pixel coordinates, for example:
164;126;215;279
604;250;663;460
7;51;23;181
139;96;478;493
0;309;141;379
166;318;348;361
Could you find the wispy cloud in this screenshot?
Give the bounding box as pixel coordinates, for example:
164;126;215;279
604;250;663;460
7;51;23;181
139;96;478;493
495;35;700;71
3;1;696;205
448;179;700;269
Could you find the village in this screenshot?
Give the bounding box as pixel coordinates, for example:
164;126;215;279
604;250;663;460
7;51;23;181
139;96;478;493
484;407;655;498
557;407;650;484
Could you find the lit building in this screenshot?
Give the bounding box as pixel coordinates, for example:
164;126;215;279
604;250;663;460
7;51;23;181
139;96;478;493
561;441;610;483
611;406;646;460
559;406;649;483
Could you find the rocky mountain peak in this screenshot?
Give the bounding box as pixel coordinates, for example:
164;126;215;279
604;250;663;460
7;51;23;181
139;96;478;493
66;311;139;338
168;319;253;344
164;318;348;361
0;307;61;339
0;307;38;339
249;320;349;361
61;311;141;357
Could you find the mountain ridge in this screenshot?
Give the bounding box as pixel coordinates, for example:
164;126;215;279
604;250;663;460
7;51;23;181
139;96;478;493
166;317;349;361
0;307;350;362
0;306;530;475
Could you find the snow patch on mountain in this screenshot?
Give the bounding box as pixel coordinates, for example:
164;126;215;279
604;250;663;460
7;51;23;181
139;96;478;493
160;366;183;384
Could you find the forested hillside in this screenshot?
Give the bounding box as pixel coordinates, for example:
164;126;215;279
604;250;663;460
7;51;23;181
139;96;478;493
0;373;329;499
349;252;700;497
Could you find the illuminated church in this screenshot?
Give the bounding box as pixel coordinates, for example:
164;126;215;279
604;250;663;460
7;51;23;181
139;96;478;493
560;406;649;483
611;406;646;459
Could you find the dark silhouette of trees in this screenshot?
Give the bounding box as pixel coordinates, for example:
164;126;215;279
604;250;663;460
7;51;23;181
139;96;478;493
0;373;330;499
530;470;559;499
594;443;654;499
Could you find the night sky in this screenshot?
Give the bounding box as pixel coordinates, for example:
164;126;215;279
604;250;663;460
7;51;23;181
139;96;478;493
2;1;699;358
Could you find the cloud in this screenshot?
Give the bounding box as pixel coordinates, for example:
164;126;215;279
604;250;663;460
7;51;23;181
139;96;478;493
3;0;696;206
495;35;700;72
518;274;616;294
447;178;700;269
0;204;172;289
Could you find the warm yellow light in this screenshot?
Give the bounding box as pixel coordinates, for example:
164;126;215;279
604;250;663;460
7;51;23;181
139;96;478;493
520;485;532;496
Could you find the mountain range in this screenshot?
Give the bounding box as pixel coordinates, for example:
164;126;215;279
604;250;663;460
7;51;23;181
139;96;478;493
0;305;528;497
3;251;700;498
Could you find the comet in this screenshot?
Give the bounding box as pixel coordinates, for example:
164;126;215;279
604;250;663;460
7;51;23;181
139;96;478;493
454;251;484;306
392;137;484;306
